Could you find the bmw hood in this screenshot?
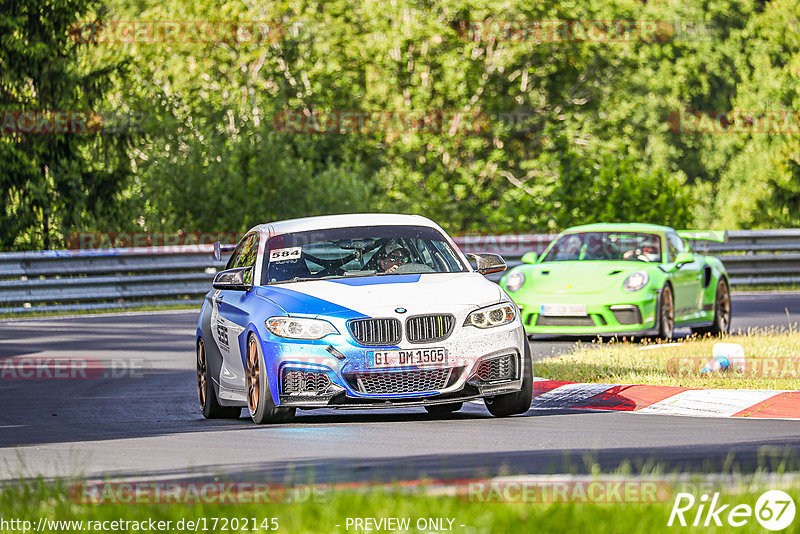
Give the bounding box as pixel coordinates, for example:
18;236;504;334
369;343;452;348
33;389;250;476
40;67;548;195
255;272;504;318
520;261;652;295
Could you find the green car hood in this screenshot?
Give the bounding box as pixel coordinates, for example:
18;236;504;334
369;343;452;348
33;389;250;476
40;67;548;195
520;261;654;295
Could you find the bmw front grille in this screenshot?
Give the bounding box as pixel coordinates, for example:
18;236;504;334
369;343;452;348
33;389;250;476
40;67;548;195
348;314;455;345
347;318;402;346
344;368;455;395
405;314;455;343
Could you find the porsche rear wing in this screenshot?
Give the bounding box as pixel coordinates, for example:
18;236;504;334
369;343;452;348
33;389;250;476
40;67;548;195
213;241;237;261
676;230;727;243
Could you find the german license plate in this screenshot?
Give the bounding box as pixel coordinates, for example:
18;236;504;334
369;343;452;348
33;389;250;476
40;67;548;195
540;304;587;316
367;348;448;369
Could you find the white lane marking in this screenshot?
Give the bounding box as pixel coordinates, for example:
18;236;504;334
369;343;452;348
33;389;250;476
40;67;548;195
636;389;785;418
531;383;615;408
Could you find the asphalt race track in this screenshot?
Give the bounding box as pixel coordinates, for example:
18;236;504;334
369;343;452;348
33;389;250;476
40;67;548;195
1;292;800;484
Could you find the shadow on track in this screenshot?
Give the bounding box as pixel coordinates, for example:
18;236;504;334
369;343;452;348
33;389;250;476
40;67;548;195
78;438;800;486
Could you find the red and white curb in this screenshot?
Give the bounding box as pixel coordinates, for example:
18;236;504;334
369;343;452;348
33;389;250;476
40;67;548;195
531;378;800;420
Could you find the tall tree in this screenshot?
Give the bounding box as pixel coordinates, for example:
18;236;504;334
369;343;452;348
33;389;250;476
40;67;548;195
0;0;133;249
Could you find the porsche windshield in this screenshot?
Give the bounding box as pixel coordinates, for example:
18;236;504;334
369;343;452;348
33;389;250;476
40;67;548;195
262;225;467;284
541;232;663;263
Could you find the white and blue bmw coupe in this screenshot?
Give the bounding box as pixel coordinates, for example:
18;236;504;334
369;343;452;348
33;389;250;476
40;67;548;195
196;214;532;424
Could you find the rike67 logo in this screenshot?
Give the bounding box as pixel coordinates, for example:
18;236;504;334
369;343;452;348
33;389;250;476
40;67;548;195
668;490;795;530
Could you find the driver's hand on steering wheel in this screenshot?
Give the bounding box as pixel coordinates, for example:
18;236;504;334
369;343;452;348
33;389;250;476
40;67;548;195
378;248;410;273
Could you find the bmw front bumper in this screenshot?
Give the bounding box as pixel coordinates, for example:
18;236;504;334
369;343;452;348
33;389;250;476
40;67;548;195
264;321;526;409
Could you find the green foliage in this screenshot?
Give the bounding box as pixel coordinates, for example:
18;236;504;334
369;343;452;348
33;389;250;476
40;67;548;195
0;0;134;249
706;0;800;229
4;0;800;249
4;477;800;534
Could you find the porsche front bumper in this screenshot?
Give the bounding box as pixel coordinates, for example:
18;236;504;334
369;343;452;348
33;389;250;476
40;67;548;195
517;291;660;336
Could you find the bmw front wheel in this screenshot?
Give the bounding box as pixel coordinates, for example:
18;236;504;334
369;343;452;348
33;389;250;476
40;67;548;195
197;339;241;419
485;342;533;417
245;333;296;424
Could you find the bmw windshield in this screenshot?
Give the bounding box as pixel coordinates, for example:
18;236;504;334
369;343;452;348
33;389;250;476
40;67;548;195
541;232;663;263
262;225;467;284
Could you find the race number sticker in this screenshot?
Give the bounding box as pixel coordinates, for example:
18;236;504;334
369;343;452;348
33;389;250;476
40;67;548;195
269;247;302;263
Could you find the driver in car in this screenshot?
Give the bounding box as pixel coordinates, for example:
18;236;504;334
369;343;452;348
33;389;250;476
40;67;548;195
377;243;411;273
622;237;660;262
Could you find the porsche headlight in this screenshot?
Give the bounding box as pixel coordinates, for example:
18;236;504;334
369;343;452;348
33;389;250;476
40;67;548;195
265;317;338;339
623;271;650;292
464;303;516;328
505;272;526;292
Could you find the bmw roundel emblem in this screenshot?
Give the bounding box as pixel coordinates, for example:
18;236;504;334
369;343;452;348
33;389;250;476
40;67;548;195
395;307;407;314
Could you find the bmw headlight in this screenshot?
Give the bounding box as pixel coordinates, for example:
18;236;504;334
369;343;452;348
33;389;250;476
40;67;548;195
623;271;650;292
505;271;526;292
265;317;338;339
464;303;517;328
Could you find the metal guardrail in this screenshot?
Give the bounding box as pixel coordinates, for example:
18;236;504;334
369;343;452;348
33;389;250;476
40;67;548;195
0;246;227;314
0;230;798;314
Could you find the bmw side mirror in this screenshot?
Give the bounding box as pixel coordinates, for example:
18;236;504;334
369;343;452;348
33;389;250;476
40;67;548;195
212;241;237;261
213;266;253;291
674;251;695;267
466;253;507;275
521;251;538;264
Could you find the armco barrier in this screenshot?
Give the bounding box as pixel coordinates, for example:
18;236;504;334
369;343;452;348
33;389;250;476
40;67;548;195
0;230;798;314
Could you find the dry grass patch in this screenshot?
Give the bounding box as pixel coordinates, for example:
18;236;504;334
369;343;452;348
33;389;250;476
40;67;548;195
536;327;800;389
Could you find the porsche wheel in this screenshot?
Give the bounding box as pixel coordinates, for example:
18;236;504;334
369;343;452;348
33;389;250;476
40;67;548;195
424;402;463;415
485;342;533;417
245;334;295;424
197;339;241;419
658;284;675;340
693;279;731;337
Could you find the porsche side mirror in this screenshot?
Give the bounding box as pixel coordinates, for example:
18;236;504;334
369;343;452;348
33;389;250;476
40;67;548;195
213;266;253;291
466;253;507;275
674;251;695;267
521;251;539;264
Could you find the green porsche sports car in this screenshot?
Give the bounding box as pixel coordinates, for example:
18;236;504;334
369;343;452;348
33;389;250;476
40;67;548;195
499;223;731;339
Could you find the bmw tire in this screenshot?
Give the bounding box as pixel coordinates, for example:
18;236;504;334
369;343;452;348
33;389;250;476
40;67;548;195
485;342;533;417
245;333;296;424
197;339;241;419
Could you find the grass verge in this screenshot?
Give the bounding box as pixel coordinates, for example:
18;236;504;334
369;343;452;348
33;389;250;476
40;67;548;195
536;328;800;389
1;477;799;534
